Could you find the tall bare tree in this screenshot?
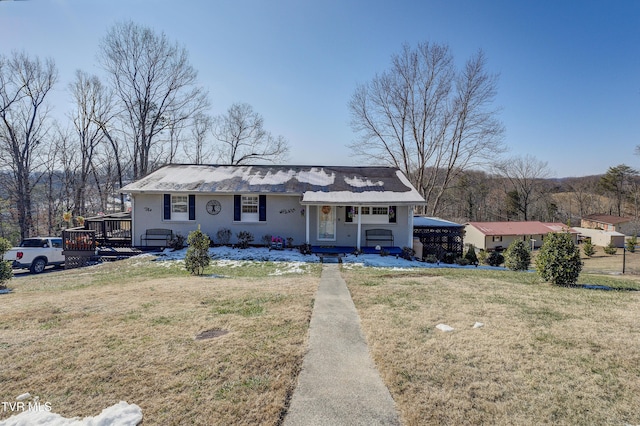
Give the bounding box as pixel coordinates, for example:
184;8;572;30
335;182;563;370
184;112;213;164
68;70;114;216
494;154;552;221
0;51;57;240
98;20;208;179
349;42;504;215
212;103;290;165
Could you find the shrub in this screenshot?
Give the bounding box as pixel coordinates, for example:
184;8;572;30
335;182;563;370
626;236;637;253
603;242;618;255
464;244;478;265
299;243;312;255
184;227;211;275
401;246;415;261
286;237;294;248
216;228;232;246
261;234;272;247
582;239;596;257
0;237;13;289
504;240;531;271
236;231;254;249
379;248;389;257
536;231;582;286
477;249;488;265
424;254;438;264
441;252;456;264
455;257;470;266
168;233;186;250
485;251;504;267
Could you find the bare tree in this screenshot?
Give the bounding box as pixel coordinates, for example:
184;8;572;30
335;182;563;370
349;42;504;215
212;103;289;165
494;154;552;221
184;112;213;164
68;70;114;216
0;51;57;240
98;20;209;179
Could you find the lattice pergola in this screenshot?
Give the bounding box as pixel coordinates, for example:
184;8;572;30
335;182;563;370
413;220;464;260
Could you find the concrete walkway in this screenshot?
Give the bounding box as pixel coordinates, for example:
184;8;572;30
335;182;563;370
284;264;400;426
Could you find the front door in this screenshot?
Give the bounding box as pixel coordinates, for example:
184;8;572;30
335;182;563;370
317;205;336;241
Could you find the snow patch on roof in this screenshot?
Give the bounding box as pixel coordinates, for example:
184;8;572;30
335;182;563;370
344;176;384;187
247;169;296;185
295;167;335;186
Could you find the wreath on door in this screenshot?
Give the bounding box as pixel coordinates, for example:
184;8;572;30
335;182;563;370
321;205;331;215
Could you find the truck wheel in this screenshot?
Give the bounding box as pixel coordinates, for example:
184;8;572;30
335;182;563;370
30;258;47;274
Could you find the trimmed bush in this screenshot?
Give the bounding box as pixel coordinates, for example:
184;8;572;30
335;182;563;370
485;251;504;267
464;244;479;266
582;239;596;257
603;242;618;255
185;227;211;275
626;236;637;253
504;240;531;271
536;231;582;286
477;249;488;265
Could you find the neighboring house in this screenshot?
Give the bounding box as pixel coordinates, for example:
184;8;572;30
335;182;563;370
573;227;625;248
581;214;638;236
120;164;426;250
464;221;579;251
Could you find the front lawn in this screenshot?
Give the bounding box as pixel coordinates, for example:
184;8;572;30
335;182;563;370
345;267;640;425
0;257;320;425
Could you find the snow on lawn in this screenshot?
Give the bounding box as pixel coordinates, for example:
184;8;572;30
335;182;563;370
151;246;505;272
2;400;142;426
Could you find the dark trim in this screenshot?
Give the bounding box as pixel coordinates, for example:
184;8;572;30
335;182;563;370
259;195;267;222
188;195;196;220
163;194;171;220
234;195;242;221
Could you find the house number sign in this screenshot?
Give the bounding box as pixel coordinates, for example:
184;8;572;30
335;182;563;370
206;199;222;215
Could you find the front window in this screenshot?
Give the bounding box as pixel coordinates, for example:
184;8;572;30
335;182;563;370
171;195;188;220
242;195;259;221
352;206;392;224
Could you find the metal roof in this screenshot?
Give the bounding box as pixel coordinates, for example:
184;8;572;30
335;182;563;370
121;164;426;205
466;221;578;236
413;216;464;228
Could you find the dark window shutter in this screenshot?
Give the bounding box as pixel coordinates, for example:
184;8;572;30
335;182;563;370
389;206;397;223
163;194;171;220
259;195;267;222
188;195;196;220
234;195;242;221
345;206;353;223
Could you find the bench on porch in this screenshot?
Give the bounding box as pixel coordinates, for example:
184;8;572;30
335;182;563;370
141;228;173;247
365;228;394;247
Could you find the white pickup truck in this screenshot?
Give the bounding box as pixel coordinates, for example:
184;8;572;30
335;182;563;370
5;237;65;274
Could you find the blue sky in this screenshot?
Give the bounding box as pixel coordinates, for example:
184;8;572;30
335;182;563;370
1;0;639;178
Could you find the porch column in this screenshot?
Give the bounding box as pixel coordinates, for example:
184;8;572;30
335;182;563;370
356;206;362;250
305;205;310;244
407;205;414;247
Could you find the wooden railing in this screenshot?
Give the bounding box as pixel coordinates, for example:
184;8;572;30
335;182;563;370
63;229;96;252
83;212;132;247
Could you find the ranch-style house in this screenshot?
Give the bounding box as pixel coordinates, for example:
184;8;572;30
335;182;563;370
120;164;426;252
